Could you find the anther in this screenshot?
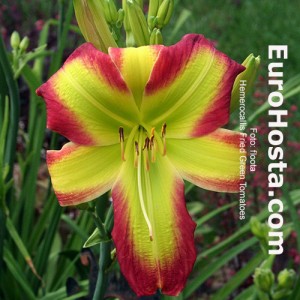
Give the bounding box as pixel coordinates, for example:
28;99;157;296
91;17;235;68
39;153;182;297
134;141;139;168
143;137;150;171
161;123;167;156
143;137;150;151
119;127;126;161
135;141;139;156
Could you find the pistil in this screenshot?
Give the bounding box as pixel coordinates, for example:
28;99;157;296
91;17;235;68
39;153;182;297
137;131;153;241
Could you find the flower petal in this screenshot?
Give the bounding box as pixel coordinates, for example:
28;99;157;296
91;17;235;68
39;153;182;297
111;140;196;296
167;129;243;192
108;45;162;108
141;34;245;138
47;142;121;206
37;43;139;146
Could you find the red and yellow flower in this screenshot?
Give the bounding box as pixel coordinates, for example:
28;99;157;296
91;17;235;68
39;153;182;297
37;34;245;296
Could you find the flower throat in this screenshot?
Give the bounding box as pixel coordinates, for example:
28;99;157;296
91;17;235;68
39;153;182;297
119;124;167;241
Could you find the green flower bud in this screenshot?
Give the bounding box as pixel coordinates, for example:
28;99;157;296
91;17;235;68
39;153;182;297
156;0;174;28
10;31;20;50
230;53;260;113
73;0;117;53
254;268;274;293
147;0;160;27
277;269;296;290
250;217;267;239
126;31;135;47
101;0;119;24
148;16;158;30
136;0;143;8
19;36;30;52
116;9;125;28
150;28;163;45
126;0;150;46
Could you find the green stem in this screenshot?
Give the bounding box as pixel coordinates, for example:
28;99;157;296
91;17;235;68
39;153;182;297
92;201;114;299
93;241;112;300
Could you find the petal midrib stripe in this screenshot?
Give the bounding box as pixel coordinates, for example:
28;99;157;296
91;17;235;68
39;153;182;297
149;47;216;125
62;69;135;128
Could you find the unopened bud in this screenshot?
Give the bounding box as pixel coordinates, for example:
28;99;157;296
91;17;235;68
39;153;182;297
73;0;117;53
150;28;163;45
148;0;160;27
156;0;174;28
19;36;30;52
10;31;20;50
277;269;296;290
116;9;125;28
230;54;260;113
250;217;267;239
101;0;119;24
126;0;150;46
136;0;143;8
254;268;274;293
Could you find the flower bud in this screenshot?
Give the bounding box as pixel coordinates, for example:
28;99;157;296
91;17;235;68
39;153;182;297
101;0;119;24
150;28;163;45
19;36;30;52
277;269;296;290
250;217;267;239
73;0;117;53
254;268;274;293
116;9;125;28
147;0;160;27
126;0;150;46
10;31;20;50
136;0;143;8
156;0;174;28
230;54;260;113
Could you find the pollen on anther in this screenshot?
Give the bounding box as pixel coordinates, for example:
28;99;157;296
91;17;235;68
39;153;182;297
161;123;167;156
119;127;126;161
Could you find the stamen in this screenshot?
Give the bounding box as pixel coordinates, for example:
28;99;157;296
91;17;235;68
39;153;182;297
137;136;153;241
134;141;139;168
143;137;150;171
142;137;150;150
119;127;126;161
161;123;167;156
150;128;156;162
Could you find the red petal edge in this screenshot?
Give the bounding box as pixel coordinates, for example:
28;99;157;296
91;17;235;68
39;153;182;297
111;177;196;296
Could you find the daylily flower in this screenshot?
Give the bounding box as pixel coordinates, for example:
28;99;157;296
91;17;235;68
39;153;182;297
36;34;245;296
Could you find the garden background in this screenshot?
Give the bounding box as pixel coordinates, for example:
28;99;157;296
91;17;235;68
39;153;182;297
1;0;300;299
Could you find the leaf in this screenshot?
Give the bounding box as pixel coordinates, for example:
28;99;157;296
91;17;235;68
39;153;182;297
5;217;42;281
211;252;265;300
183;237;258;298
83;227;111;248
196;202;237;228
3;246;36;300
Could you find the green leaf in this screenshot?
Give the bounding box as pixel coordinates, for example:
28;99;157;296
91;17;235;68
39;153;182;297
234;286;257;300
196;202;237;228
84;227;111;248
3;246;36;300
183;237;258;298
211;252;265;300
5;217;42;281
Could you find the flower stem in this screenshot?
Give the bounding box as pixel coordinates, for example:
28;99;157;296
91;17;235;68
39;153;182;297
93;203;114;299
93;240;112;300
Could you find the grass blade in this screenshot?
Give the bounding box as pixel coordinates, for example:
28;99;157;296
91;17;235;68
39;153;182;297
3;246;36;300
184;237;258;298
211;252;264;300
